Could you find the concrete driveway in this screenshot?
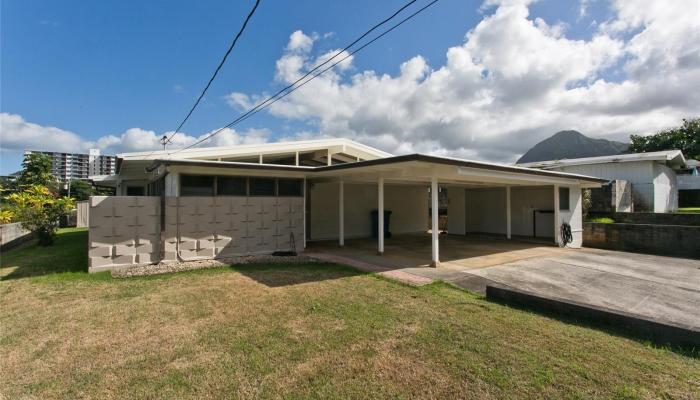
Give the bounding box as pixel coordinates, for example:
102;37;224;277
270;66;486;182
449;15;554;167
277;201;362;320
410;248;700;331
308;234;700;332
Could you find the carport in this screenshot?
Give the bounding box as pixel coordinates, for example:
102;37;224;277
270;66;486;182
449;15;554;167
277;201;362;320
308;155;605;267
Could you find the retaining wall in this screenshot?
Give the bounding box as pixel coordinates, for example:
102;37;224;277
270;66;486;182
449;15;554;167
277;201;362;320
583;222;700;259
0;222;32;250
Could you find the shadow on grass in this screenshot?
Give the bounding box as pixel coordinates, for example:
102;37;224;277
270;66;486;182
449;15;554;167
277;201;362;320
230;262;366;287
0;228;89;280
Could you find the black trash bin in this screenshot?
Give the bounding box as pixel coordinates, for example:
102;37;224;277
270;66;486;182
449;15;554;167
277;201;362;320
370;209;392;238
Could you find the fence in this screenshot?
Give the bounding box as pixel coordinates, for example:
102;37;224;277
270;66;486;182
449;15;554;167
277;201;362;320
76;200;89;228
88;195;304;272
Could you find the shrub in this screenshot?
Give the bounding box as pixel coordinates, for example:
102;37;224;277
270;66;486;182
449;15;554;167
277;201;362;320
587;217;615;224
4;185;75;245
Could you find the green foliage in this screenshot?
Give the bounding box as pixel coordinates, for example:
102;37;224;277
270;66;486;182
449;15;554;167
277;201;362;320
587;217;615;224
18;153;57;190
4;185;75;245
629;118;700;159
678;207;700;213
62;179;95;201
581;189;592;220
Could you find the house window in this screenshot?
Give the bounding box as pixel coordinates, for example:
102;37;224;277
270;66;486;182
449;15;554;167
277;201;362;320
277;178;303;197
181;175;215;196
249;178;276;196
559;187;570;211
126;186;144;196
217;177;247;196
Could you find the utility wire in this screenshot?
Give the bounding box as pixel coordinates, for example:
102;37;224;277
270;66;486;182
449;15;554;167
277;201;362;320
170;0;438;154
157;0;261;153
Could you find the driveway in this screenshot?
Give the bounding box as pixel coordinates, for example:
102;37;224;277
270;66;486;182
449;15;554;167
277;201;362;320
308;235;700;332
408;248;700;331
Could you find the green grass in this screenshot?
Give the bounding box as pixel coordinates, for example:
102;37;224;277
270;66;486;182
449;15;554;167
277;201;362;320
1;229;698;399
678;207;700;213
586;217;615;223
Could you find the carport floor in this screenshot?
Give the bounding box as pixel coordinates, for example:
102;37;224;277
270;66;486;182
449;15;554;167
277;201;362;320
305;234;700;332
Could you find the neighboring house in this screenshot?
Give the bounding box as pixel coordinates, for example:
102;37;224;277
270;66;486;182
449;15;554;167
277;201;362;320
677;159;700;207
25;149;116;188
518;150;688;213
87;138;604;271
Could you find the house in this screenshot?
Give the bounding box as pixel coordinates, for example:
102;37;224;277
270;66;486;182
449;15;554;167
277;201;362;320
518;150;688;213
88;138;605;272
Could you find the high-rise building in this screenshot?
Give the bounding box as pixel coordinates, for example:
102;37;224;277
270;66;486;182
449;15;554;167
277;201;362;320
24;149;117;187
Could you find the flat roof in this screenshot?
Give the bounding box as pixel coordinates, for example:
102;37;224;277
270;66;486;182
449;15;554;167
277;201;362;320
517;150;686;169
147;153;607;184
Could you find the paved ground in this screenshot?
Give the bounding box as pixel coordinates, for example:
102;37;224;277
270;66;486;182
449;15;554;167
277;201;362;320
307;234;700;331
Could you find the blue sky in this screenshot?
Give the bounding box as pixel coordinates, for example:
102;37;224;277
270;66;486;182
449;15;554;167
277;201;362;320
2;0;698;173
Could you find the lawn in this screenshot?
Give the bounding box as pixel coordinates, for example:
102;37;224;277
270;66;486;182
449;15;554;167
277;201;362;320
1;229;698;399
678;207;700;213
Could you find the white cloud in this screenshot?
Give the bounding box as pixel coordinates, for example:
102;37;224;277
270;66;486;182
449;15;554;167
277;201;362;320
0;113;271;157
226;0;700;162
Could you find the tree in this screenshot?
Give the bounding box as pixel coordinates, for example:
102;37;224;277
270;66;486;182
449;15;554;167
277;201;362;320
629;118;700;160
4;185;75;245
62;179;95;201
18;153;57;191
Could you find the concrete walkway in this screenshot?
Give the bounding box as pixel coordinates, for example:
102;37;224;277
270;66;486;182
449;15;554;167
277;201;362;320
307;235;700;332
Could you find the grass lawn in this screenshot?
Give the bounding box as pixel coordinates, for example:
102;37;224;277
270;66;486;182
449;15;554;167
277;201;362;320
678;207;700;213
1;229;699;399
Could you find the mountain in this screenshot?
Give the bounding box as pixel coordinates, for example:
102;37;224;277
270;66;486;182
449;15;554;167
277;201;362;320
516;130;629;164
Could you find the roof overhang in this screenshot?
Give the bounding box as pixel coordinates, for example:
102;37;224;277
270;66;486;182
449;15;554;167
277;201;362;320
518;150;687;170
141;154;605;188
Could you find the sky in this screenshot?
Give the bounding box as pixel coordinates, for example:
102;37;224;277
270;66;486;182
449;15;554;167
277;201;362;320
1;0;699;174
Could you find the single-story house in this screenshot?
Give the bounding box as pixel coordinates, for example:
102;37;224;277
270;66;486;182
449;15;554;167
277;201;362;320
88;138;604;272
518;150;689;213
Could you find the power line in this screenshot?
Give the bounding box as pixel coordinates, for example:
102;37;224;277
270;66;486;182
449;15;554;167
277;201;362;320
171;0;438;154
163;0;261;148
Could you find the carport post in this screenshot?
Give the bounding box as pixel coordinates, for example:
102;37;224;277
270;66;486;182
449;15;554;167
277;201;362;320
378;177;384;254
553;184;560;245
506;186;512;239
431;176;439;267
339;180;344;247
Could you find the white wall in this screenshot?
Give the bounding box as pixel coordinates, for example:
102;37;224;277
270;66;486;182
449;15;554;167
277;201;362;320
510;186;555;238
447;186;465;234
556;184;583;248
654;164;678;212
309;182;428;240
465;188;507;235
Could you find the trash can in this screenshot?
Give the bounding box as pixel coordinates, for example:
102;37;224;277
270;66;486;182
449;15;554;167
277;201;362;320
371;210;392;238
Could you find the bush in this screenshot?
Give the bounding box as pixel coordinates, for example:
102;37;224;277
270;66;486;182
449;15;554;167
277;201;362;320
4;185;75;245
587;217;615;224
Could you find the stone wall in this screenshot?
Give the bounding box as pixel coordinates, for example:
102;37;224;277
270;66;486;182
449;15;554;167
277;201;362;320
583;222;700;259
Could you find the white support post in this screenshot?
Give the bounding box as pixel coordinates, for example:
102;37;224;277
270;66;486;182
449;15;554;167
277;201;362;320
303;178;307;249
259;154;263;164
295;151;299;166
327;149;333;166
431;176;440;267
339;180;344;247
553;184;560;245
378;177;384;254
506;186;512;239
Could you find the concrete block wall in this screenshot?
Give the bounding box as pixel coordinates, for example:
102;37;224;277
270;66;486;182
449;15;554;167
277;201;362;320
162;196;304;262
88;196;161;272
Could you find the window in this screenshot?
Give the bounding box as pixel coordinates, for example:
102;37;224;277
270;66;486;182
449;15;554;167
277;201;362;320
126;186;144;196
559;187;570;211
277;178;303;197
217;177;247;196
181;175;215;196
249;178;276;196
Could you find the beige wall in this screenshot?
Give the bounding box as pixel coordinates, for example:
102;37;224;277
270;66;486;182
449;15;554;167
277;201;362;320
88;195;304;271
88;196;161;272
309;182;428;240
162;196;303;261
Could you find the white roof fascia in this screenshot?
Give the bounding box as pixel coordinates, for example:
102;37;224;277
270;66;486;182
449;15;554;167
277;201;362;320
118;138;392;161
518;150;686;169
